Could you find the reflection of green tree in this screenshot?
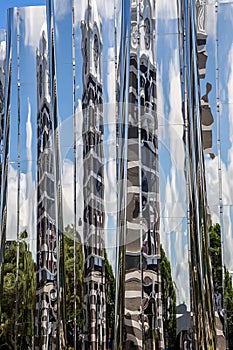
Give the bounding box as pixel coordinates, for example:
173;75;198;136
104;249;115;344
209;224;222;290
0;231;36;349
63;225;84;333
160;245;176;347
209;224;233;348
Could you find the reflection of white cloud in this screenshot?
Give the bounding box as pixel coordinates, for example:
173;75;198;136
205;44;233;270
6;164;17;240
205;39;233;271
206;3;217;40
62;159;75;228
6;100;36;246
168;48;183;125
22;7;46;50
221;44;233;270
0;40;6;64
60;100;83;229
107;51;115;103
26;99;32;160
96;0;114;19
54;0;70;20
158;33;189;307
74;0;114;27
20;100;36;255
156;0;177;19
157;66;165;124
205;159;219;223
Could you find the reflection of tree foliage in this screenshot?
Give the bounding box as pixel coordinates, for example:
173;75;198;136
104;249;115;344
160;245;176;347
63;224;84;346
0;231;36;349
209;224;222;291
209;224;233;348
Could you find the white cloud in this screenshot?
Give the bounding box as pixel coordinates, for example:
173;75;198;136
62;158;75;228
6;164;17;240
96;0;114;19
6;100;36;245
74;0;114;27
204;40;233;271
22;7;47;50
206;3;217;40
157;33;189;308
168;48;183;125
156;0;177;19
54;0;70;21
0;40;6;64
221;44;233;270
20;100;36;254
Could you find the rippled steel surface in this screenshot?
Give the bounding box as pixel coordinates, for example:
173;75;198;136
0;0;233;349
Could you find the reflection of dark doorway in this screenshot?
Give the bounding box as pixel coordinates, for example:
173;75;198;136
175;304;191;350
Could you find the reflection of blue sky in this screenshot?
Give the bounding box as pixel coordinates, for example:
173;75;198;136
201;5;220;226
4;3;45;260
52;1;118;271
5;8;46;263
202;2;233;272
0;0;45;29
157;9;190;308
53;12;73;126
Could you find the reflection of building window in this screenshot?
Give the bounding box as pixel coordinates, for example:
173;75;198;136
96;173;102;194
94;34;99;72
84;38;87;74
39;64;43;98
144;18;150;50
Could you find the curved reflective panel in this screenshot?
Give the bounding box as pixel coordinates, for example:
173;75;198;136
201;1;233;349
116;1;163;348
157;2;192;348
0;6;52;349
1;0;233;349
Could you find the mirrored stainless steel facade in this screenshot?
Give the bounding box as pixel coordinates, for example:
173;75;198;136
0;0;233;349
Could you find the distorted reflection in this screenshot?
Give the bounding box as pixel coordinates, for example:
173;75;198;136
35;26;60;349
1;0;233;349
115;0;164;348
81;2;106;348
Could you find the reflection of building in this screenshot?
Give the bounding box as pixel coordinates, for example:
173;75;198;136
184;1;217;348
195;0;208;80
196;1;214;158
35;29;58;350
201;82;214;156
0;1;229;349
122;1;163;348
81;1;106;348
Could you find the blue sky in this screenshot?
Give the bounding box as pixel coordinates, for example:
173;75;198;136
0;0;45;29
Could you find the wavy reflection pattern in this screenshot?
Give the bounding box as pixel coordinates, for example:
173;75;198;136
0;0;232;349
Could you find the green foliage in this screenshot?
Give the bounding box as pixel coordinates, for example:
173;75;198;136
209;224;233;348
63;225;84;331
104;249;115;340
160;245;176;346
0;237;36;349
209;224;222;290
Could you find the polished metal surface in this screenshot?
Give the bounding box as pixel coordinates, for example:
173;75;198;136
0;0;233;349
